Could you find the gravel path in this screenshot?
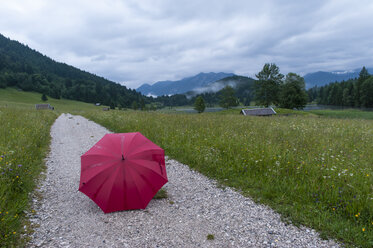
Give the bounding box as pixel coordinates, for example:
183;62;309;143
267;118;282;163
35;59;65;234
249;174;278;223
28;113;340;247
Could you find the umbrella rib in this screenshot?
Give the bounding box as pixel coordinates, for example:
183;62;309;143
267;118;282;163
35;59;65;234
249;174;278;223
84;154;118;159
127;148;163;159
126;167;147;208
83;158;118;171
82;160;119;185
90;166;118;204
100;165;122;212
91;144;119;158
129;159;166;177
123;133;142;157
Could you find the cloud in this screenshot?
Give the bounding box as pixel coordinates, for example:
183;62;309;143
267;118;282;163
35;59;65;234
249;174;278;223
191;80;237;95
0;0;372;89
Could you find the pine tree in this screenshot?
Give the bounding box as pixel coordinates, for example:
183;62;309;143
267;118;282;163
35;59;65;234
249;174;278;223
255;63;284;107
355;67;370;107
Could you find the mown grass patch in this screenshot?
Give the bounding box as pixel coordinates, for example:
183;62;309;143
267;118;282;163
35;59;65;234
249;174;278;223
0;107;57;247
0;87;104;113
84;110;373;247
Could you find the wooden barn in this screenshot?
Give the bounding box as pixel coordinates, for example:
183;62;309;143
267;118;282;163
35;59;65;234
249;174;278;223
35;104;54;110
240;107;276;116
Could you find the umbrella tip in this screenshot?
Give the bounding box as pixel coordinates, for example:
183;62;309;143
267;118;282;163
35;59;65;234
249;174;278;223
122;154;125;161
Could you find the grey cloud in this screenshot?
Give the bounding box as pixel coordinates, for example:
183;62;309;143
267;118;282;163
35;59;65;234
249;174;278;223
0;0;372;89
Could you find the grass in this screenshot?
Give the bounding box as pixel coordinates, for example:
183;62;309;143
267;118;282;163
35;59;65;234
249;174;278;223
207;234;215;240
0;87;105;113
0;88;103;247
1;88;372;247
309;109;373;120
0;107;57;247
83;110;373;247
153;188;168;199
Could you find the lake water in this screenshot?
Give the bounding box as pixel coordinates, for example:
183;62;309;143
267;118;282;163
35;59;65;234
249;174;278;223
175;105;373;113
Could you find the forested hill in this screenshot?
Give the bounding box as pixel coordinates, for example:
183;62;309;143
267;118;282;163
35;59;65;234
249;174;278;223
0;34;144;107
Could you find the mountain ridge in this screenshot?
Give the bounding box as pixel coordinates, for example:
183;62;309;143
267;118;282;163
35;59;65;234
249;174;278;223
0;33;143;107
136;72;235;96
303;67;372;88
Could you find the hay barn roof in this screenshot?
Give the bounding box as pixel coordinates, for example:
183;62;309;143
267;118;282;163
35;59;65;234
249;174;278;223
241;108;276;116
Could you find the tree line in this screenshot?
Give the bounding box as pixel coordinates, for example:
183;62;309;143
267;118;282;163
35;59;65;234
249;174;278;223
0;34;145;108
307;67;373;108
194;63;308;112
1;34;371;110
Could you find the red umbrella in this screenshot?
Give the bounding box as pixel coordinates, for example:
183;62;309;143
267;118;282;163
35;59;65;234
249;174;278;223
79;132;168;213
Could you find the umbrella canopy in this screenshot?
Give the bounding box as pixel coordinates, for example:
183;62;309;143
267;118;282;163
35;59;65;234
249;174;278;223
79;132;168;213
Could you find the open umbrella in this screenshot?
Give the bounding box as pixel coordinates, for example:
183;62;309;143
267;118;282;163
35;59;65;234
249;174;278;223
79;132;168;213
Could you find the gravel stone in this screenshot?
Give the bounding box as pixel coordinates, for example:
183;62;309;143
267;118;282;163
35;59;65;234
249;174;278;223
28;113;341;247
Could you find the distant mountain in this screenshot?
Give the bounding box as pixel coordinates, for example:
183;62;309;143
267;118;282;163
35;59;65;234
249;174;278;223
0;33;143;107
304;67;372;88
136;72;235;96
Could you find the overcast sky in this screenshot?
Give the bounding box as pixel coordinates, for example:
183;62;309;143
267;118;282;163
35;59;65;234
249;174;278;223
1;0;373;89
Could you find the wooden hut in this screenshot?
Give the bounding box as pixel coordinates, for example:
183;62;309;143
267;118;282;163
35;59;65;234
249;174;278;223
240;108;276;116
35;104;54;110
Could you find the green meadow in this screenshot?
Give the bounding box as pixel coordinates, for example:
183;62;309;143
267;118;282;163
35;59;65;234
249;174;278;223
0;107;56;246
0;87;105;113
84;110;373;247
0;88;99;247
309;109;373;120
0;88;372;247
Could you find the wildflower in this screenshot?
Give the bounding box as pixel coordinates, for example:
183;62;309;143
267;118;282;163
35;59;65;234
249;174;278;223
17;164;22;167
13;231;16;234
362;228;365;232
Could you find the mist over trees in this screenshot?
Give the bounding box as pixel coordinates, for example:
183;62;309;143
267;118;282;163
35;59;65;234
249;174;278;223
2;33;371;110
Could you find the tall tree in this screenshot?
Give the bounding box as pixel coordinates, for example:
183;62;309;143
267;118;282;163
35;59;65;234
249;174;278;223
279;73;308;109
194;96;206;113
355;67;370;107
219;86;238;109
255;63;284;107
360;76;373;107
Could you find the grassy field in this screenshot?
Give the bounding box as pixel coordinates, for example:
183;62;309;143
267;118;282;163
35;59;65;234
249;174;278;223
0;88;100;247
0;87;104;113
309;109;373;120
1;88;372;247
0;107;57;246
84;110;373;247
